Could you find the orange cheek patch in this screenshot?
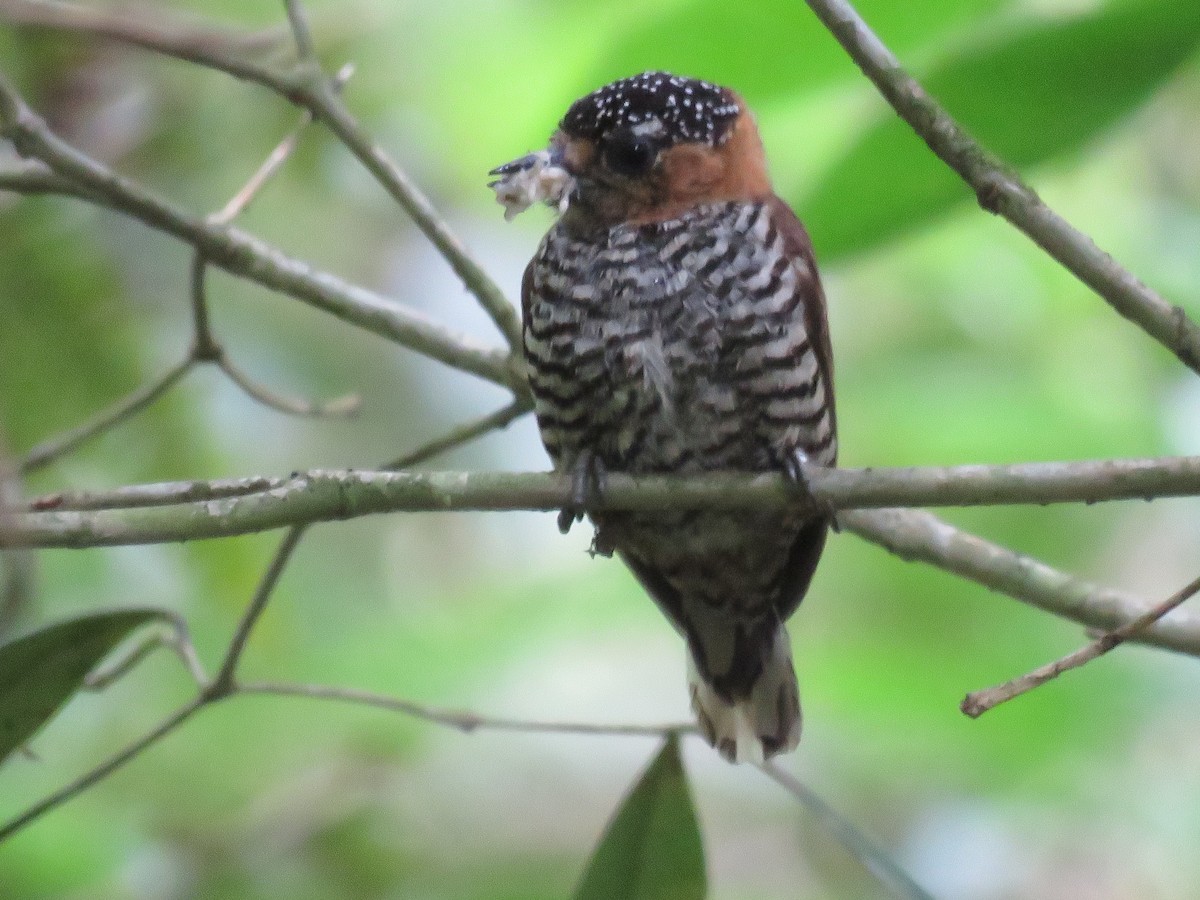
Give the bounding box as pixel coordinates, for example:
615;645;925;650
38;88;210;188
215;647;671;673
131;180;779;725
661;144;727;200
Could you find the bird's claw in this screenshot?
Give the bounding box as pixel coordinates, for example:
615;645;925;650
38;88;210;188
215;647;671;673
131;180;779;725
558;451;607;535
783;449;840;532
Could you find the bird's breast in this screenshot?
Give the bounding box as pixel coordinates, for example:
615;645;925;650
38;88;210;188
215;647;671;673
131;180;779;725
524;200;797;472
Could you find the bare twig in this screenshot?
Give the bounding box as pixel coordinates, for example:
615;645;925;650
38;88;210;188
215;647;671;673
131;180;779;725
207;524;307;696
189;253;360;417
382;401;530;470
0;74;520;391
962;572;1200;717
211;61;356;224
0;398;542;841
10;457;1200;549
281;0;317;65
0;0;289;91
240;681;694;736
217;355;361;417
84;612;208;690
207;402;528;696
186;72;363;418
0;0;282;49
758;762;934;900
801;0;1200;375
0;158;97;200
18;358;194;474
2;0;525;354
295;77;525;352
0;697;206;843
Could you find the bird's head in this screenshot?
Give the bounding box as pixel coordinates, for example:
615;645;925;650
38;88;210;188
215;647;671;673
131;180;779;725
491;71;771;227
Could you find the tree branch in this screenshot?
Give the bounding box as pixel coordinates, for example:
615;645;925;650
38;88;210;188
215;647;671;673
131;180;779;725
0;0;289;92
239;681;693;737
0;697;206;843
381;401;530;471
10;456;1200;549
206;524;307;696
0;157;97;200
0;73;519;391
26;475;287;512
19;358;194;474
1;0;526;354
961;571;1200;717
801;0;1200;375
843;508;1200;656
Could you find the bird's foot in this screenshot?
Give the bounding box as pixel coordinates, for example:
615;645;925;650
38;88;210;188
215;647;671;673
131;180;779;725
783;449;840;532
558;450;607;535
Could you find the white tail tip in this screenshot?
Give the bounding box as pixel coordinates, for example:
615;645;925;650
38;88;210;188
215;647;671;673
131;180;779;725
687;627;801;764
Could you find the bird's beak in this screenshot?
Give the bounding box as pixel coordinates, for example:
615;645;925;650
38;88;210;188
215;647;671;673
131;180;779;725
488;140;568;182
489;143;573;221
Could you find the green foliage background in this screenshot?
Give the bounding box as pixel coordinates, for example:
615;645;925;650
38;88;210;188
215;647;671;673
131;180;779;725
3;0;1200;896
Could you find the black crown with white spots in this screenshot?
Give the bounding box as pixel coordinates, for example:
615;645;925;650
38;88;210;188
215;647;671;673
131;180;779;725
560;71;741;147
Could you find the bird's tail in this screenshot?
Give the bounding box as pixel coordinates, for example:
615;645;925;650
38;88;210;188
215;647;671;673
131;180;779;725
687;624;801;764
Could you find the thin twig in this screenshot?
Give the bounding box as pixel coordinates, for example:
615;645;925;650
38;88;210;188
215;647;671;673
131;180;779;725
82;611;208;690
758;762;935;900
185;87;362;418
210;61;355;224
382;401;530;470
0;74;520;391
0;0;283;53
2;1;525;354
239;681;694;736
0;0;290;93
282;0;317;64
18;358;194;474
801;0;1200;375
0;403;538;840
205;403;531;692
0;158;97;200
208;524;308;695
281;0;520;348
217;355;361;417
0;697;205;843
297;77;525;352
962;572;1200;717
11;457;1200;549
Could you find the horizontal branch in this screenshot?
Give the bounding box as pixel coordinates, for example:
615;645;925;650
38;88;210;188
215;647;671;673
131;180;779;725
0;75;519;391
7;456;1200;549
240;681;692;737
802;0;1200;376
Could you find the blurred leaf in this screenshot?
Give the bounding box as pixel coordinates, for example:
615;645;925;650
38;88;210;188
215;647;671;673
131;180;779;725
804;0;1200;259
574;737;705;900
0;607;171;764
587;0;1010;106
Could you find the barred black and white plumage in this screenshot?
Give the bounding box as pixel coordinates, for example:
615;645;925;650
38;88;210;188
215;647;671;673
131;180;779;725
494;72;836;762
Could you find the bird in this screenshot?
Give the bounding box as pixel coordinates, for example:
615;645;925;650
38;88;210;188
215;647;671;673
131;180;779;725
490;71;836;763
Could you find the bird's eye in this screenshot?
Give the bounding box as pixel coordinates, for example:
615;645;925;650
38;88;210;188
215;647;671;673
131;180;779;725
602;134;656;177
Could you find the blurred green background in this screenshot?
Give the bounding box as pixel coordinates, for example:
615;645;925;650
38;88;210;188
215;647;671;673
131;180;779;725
3;0;1200;897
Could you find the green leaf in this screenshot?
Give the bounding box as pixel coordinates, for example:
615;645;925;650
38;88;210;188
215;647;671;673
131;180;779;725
802;0;1200;260
583;0;1010;107
575;737;706;900
0;608;172;764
